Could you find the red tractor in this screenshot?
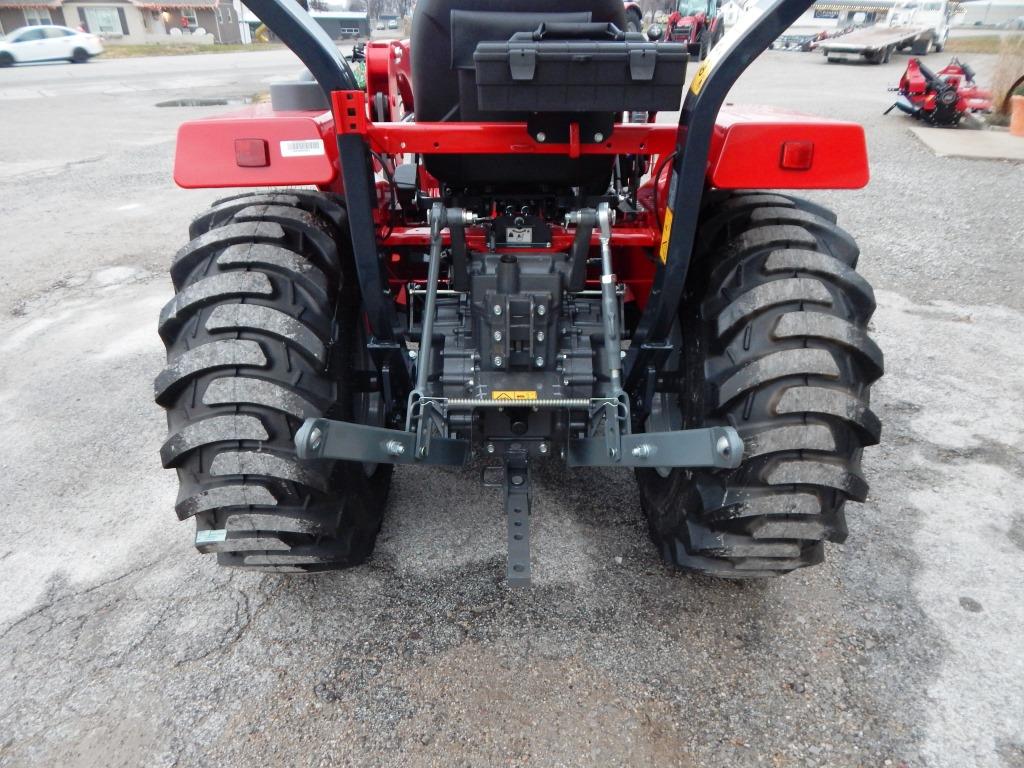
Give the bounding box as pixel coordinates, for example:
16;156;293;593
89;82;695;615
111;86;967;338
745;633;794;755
887;57;993;126
158;0;880;583
624;1;643;32
666;0;725;60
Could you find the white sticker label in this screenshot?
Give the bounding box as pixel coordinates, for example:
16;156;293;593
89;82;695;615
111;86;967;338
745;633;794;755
196;529;228;544
280;139;325;158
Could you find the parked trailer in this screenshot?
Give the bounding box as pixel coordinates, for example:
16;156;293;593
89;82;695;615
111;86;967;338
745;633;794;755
815;0;950;63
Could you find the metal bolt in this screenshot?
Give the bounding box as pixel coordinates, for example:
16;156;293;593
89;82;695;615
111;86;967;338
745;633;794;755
536;305;546;316
466;379;475;387
631;443;653;459
493;330;503;342
535;356;545;367
536;131;547;142
563;377;570;386
539;443;549;455
493;304;503;316
486;443;496;454
308;427;323;451
536;331;545;342
511;474;524;486
385;440;405;457
594;132;604;142
418;446;427;458
408;349;418;360
716;435;732;458
493;355;504;367
620;350;627;359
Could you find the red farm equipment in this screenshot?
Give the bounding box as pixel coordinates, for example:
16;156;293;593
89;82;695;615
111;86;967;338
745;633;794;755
158;0;880;583
886;57;993;126
665;0;725;60
624;1;643;32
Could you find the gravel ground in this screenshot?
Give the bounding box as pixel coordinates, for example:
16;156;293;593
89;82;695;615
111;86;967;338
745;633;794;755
0;45;1022;768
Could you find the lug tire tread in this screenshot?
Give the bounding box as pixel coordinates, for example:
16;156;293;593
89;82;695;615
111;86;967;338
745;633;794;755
637;193;881;576
156;192;390;570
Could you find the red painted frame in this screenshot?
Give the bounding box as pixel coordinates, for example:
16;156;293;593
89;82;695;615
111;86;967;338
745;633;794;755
173;88;869;303
174;97;868;192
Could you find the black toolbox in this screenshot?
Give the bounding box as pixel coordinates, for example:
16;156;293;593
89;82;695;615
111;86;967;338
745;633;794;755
473;23;688;114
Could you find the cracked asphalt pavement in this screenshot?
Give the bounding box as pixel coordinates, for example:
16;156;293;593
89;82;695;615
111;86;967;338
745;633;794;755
1;46;1022;768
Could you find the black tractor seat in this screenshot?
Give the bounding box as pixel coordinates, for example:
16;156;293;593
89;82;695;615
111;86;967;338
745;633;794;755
410;0;629;193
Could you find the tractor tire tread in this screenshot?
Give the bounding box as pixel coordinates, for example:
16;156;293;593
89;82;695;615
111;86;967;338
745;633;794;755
156;194;390;571
637;192;880;576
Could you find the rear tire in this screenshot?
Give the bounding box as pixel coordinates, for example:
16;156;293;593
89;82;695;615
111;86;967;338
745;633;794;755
636;193;882;577
71;48;88;63
155;191;392;571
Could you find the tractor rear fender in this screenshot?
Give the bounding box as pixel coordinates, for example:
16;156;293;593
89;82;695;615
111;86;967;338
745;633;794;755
173;103;867;191
706;105;869;189
173;105;339;189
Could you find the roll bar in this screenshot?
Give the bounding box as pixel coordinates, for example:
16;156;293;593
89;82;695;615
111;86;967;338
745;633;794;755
241;0;359;95
239;0;818;418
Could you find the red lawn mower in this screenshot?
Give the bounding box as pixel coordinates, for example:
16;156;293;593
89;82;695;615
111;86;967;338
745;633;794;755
158;0;880;583
887;57;993;126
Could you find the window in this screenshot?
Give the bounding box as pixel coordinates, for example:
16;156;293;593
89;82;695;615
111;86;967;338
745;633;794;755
23;8;53;26
217;5;233;23
44;27;74;37
14;27;47;41
84;6;123;34
180;8;198;26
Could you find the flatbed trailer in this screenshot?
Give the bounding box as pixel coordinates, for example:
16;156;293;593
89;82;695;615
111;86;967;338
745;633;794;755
814;0;950;63
814;23;939;63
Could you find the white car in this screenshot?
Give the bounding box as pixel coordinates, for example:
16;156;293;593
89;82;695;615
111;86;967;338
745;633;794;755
0;25;104;67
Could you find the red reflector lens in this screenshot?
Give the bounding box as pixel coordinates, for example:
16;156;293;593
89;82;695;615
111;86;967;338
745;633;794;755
780;140;814;171
234;138;269;168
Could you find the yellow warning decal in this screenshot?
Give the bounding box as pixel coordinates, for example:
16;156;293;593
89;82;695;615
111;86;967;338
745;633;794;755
690;60;711;95
659;207;674;264
491;391;538;401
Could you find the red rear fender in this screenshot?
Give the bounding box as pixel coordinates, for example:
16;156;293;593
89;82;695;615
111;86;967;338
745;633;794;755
707;105;869;189
173;105;338;189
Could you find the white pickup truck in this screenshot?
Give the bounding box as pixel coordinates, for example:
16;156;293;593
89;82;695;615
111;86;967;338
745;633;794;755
814;0;951;64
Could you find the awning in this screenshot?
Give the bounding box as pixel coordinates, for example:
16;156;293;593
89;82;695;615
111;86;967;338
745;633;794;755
813;3;894;10
132;0;219;9
0;0;63;8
